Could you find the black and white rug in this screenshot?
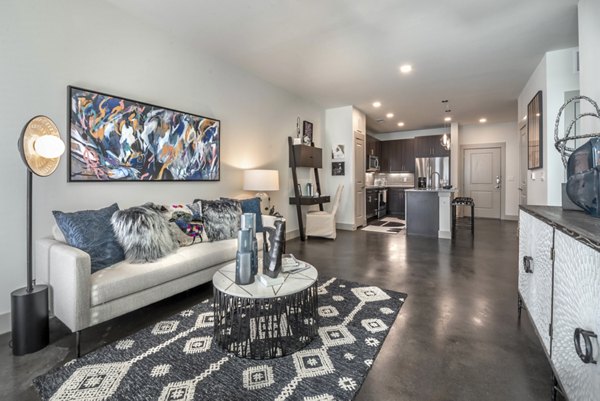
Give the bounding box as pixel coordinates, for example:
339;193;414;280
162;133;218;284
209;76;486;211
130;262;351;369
34;277;406;401
361;217;406;234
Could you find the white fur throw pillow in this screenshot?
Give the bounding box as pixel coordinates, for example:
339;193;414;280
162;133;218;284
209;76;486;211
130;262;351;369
111;203;178;263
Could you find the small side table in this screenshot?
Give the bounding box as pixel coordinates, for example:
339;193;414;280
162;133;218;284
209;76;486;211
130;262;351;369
212;262;318;359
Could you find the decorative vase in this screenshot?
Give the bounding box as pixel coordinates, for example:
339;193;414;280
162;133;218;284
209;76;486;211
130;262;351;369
566;138;600;218
241;213;258;275
235;228;254;285
262;220;285;278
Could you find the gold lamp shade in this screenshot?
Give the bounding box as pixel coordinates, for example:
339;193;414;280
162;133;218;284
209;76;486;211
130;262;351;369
18;116;63;177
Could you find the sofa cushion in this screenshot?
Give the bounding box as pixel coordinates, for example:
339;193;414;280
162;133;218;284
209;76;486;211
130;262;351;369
197;199;242;241
221;197;264;233
53;203;125;273
90;234;263;306
111;203;179;263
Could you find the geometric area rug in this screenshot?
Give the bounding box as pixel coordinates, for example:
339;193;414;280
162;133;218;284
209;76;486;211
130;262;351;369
34;277;407;401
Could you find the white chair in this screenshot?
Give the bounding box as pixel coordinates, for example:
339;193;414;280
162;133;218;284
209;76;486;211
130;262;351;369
305;185;344;240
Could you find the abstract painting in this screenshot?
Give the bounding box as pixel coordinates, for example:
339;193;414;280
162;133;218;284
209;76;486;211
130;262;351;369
68;86;220;181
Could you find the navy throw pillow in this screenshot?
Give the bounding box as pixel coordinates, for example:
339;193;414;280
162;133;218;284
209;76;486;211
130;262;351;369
219;197;264;232
53;203;125;273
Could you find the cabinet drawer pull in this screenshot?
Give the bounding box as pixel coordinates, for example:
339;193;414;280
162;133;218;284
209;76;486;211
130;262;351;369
523;256;533;274
574;328;597;364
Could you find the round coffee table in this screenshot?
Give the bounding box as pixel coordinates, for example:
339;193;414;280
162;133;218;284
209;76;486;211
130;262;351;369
212;262;318;359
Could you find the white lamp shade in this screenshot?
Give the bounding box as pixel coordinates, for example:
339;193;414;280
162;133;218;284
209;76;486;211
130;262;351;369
243;169;279;191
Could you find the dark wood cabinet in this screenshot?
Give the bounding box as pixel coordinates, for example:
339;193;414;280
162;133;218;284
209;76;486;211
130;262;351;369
380;139;414;172
289;144;323;168
387;188;406;217
366;136;381;159
414;135;450;158
366;189;378;218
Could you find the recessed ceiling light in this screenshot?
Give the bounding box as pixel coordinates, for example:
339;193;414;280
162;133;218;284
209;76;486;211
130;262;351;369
372;101;381;108
535;113;540;117
397;122;405;127
444;117;452;122
386;113;394;118
399;64;412;74
479;118;487;123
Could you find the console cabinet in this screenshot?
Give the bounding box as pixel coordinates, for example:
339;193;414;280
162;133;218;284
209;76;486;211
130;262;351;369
518;207;600;401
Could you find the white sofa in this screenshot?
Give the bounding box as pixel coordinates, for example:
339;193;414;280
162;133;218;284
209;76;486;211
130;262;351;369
35;215;275;346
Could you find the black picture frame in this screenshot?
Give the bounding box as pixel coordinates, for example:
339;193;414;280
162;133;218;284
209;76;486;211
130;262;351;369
527;91;543;170
303;120;313;145
332;161;345;176
67;86;220;182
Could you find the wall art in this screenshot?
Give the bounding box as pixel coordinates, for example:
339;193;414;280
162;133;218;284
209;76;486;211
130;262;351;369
303;120;313;145
332;144;345;160
68;86;220;181
332;161;345;176
527;90;543;170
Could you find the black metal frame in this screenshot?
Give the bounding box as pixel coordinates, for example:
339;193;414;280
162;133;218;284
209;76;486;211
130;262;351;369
67;85;221;182
213;281;318;359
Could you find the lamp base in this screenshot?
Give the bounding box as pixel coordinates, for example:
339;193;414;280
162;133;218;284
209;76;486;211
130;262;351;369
11;285;49;356
255;192;271;214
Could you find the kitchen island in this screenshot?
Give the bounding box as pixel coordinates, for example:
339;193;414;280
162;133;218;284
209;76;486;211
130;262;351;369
405;188;457;239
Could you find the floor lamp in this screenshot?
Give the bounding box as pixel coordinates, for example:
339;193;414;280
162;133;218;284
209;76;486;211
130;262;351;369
12;116;65;355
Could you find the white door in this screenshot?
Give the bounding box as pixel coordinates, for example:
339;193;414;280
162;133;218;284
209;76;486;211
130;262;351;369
519;125;528;206
463;147;502;219
354;133;366;228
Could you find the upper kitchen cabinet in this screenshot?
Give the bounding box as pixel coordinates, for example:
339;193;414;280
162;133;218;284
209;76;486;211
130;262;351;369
414;135;450;157
366;135;381;159
381;139;414;172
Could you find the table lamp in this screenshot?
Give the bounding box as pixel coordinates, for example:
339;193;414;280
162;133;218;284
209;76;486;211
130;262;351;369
243;169;280;214
12;115;65;355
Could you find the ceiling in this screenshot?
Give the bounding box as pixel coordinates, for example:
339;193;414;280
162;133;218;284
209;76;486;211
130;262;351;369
105;0;579;133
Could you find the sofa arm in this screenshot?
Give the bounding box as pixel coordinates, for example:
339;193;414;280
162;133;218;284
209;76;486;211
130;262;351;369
262;214;278;229
36;238;92;332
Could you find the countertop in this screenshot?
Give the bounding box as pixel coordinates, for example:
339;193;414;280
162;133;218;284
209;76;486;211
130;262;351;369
365;185;414;189
405;188;457;193
520;205;600;251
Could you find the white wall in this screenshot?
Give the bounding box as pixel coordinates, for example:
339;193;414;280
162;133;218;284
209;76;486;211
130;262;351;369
0;0;322;333
459;122;520;217
324;106;355;227
517;47;579;206
545;48;579;204
579;0;600;134
518;55;548;205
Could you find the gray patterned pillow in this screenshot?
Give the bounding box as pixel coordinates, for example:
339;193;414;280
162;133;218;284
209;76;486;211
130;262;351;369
111;203;179;263
53;203;125;273
198;199;242;241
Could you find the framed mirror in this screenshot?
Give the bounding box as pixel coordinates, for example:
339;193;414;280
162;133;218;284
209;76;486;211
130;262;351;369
527;91;543;169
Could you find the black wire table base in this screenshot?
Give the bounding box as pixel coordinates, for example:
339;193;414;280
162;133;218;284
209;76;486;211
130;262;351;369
213;281;318;359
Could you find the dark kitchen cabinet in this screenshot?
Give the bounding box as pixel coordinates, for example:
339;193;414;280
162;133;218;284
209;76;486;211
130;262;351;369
366;136;381;159
414;135;450;158
380;139;414;172
387;188;406;217
366;189;378;218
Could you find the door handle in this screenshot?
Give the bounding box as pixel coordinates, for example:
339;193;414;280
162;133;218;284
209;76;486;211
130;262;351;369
495;176;501;189
523;256;533;273
574;328;597;364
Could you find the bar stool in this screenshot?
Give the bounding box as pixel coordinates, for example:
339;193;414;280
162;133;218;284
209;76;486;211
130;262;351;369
452;197;475;235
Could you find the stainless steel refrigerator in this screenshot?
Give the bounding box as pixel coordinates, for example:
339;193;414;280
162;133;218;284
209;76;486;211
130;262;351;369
415;157;450;188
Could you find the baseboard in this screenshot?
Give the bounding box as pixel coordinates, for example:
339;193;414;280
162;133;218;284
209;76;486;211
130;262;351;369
286;229;300;240
503;214;518;221
336;223;355;231
0;311;10;335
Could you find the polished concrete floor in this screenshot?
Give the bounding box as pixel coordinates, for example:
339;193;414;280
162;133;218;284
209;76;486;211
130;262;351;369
1;219;554;401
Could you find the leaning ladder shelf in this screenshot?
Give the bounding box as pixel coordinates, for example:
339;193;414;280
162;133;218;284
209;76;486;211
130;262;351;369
288;137;330;241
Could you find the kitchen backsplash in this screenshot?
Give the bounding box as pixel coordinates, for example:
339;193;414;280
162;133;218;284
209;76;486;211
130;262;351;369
366;172;414;186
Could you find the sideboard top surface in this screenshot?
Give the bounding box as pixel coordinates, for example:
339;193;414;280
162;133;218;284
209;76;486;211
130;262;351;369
520;205;600;252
